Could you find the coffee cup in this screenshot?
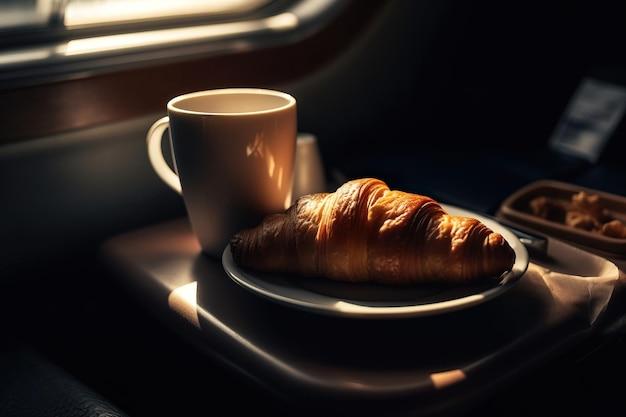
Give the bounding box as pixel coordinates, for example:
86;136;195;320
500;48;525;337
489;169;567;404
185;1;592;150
146;88;297;258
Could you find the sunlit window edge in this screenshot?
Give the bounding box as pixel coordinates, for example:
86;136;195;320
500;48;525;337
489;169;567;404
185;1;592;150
64;0;272;28
59;13;299;56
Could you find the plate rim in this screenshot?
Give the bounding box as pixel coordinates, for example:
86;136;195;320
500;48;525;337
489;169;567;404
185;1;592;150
222;204;529;319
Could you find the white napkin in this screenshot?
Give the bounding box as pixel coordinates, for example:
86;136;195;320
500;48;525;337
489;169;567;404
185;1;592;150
528;238;619;325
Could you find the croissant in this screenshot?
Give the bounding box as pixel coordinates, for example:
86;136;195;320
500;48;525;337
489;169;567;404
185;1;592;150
229;178;516;286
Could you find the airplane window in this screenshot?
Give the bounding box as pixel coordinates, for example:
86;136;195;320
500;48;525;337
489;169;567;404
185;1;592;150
0;0;350;89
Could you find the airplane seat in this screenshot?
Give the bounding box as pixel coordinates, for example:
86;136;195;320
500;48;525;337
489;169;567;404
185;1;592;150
0;338;130;417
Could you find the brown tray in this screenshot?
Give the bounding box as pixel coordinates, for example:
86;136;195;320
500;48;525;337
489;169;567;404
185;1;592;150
496;179;626;257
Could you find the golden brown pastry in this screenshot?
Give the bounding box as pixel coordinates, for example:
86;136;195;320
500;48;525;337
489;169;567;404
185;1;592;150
230;178;516;286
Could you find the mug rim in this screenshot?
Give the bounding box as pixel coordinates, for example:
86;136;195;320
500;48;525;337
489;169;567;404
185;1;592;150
167;88;296;116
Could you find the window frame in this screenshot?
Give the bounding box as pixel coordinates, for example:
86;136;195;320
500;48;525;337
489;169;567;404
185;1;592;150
0;0;352;90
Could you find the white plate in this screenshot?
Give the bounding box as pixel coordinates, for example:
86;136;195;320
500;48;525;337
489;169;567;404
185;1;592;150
222;205;529;319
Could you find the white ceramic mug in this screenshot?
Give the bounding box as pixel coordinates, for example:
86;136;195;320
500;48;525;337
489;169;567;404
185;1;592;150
146;88;297;258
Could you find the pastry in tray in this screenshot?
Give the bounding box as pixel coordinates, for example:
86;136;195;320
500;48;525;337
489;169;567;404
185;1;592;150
230;177;516;286
497;179;626;256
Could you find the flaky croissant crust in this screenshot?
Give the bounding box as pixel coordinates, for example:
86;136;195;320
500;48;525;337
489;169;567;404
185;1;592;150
230;178;516;285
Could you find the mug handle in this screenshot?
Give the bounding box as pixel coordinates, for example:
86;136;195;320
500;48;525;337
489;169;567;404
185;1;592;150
146;116;183;195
